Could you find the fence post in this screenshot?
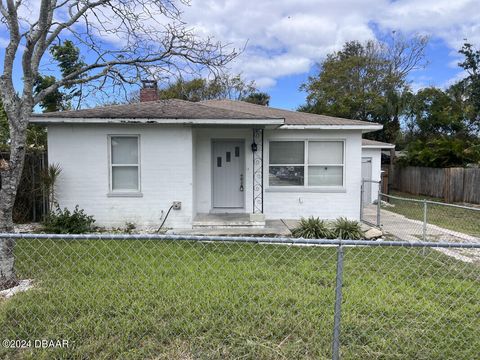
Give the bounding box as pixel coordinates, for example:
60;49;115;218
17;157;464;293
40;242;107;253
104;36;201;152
376;180;381;227
422;200;427;241
360;181;364;221
332;244;344;360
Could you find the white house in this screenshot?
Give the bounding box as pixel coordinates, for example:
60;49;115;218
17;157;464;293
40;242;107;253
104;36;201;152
32;87;394;229
361;139;396;204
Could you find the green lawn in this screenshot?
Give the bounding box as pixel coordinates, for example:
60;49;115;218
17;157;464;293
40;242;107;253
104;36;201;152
0;239;478;359
382;191;480;237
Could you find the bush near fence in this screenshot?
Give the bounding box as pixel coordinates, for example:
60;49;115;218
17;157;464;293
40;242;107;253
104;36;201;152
392;165;480;204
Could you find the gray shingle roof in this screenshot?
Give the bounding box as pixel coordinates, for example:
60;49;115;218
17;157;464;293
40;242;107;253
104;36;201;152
362;139;395;148
201;99;379;126
31;98;381;128
32;99;276;120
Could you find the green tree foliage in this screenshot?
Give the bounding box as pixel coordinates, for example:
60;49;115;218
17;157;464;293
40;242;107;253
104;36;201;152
405;87;469;140
35;40;85;113
400;42;480;167
1;41;85;150
157;74;269;103
398;138;480;168
458;43;480;132
34;76;65;113
300;41;387;120
300;35;428;143
158;78;212;102
242;92;270;106
1;101;47;150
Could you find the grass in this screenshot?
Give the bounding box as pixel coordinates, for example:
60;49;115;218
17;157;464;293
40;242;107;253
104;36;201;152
0;239;479;359
383;191;480;237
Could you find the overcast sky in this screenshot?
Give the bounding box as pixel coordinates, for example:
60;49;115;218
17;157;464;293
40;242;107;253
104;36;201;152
181;0;480;109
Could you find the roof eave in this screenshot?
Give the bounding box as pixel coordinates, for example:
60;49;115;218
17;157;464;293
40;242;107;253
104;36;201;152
362;144;396;149
30;117;285;127
278;124;383;132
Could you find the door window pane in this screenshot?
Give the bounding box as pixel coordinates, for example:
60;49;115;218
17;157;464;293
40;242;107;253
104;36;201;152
112;137;138;164
112;166;138;190
308;166;343;186
269;166;304;186
269;141;304;164
308;141;343;164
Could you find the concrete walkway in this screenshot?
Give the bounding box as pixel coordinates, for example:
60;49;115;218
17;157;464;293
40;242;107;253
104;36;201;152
364;205;480;264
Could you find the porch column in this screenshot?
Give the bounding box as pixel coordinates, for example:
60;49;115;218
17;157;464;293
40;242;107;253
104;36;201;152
252;128;264;213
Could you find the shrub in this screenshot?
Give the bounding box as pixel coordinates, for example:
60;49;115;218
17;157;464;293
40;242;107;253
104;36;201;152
124;222;136;234
291;217;335;239
333;217;365;240
43;205;95;234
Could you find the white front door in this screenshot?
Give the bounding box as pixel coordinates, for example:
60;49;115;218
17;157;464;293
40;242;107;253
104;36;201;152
212;140;244;208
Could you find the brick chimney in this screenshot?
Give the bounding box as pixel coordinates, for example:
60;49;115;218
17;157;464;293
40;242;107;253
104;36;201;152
140;80;158;102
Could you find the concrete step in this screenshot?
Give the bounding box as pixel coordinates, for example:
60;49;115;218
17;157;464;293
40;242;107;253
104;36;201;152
193;213;265;229
192;221;265;229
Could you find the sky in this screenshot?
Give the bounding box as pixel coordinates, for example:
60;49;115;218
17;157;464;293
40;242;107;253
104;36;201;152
179;0;480;109
1;0;479;111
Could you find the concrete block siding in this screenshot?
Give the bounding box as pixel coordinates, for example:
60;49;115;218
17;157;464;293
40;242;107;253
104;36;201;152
263;129;362;220
48;124;365;229
48;124;194;229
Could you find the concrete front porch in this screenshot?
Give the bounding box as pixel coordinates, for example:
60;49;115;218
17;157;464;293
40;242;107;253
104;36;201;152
171;217;296;237
192;213;266;229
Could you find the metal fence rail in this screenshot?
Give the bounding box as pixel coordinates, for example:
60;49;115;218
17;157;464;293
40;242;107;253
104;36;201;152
373;192;480;248
1;233;479;359
361;179;480;247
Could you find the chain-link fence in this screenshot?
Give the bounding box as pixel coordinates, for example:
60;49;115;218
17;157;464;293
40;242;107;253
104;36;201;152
1;233;479;359
360;179;381;227
361;179;480;244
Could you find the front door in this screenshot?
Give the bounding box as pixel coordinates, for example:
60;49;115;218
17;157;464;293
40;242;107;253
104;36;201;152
212;140;244;208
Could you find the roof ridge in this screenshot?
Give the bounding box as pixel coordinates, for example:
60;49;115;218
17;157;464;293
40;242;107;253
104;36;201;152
191;99;281;120
201;99;380;126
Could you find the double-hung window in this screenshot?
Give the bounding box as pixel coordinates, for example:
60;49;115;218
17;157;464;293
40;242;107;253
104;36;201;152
269;140;344;188
269;141;305;186
109;135;140;192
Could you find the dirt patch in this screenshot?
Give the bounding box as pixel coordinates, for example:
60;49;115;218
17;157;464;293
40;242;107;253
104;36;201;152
0;279;34;299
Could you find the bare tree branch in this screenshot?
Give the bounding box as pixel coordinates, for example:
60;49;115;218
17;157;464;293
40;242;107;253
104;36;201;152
0;0;238;277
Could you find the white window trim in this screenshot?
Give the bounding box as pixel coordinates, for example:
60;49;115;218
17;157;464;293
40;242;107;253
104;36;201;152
107;134;142;196
267;139;346;191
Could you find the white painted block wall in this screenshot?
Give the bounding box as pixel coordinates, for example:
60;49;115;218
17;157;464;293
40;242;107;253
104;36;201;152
48;124;369;227
47;124;193;229
263;129;363;220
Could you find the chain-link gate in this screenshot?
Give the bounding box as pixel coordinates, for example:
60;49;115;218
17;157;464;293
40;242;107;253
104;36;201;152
360;179;381;227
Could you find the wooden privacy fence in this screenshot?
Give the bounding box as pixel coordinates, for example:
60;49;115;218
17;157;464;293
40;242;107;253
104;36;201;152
0;151;48;222
392;166;480;204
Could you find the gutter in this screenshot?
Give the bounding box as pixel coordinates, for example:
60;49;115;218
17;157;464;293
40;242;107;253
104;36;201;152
30;117;285;126
279;124;383;131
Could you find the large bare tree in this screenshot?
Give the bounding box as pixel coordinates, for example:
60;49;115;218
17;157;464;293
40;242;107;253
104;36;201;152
0;0;237;289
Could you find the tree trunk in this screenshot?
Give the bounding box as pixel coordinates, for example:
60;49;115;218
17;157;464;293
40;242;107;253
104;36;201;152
0;109;29;290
